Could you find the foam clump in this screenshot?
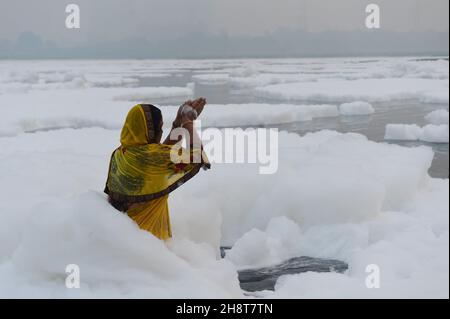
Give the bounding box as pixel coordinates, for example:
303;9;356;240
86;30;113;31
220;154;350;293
339;101;374;115
385;124;449;143
0;192;242;298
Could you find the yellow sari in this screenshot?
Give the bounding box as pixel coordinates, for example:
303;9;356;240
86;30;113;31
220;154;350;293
104;104;209;240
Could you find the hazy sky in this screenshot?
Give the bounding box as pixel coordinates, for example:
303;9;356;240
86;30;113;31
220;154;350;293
0;0;448;45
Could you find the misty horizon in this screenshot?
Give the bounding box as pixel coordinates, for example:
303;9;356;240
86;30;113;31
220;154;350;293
1;29;448;59
0;0;448;59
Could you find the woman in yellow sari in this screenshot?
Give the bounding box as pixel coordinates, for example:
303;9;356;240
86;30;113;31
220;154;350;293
104;98;209;240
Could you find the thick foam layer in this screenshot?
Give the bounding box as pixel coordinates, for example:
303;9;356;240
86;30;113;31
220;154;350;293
255;79;449;103
0;58;448;298
0;126;446;298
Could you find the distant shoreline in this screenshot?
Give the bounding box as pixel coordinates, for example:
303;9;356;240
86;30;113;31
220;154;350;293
1;54;449;61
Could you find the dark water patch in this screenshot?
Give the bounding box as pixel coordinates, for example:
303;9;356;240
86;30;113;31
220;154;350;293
238;257;348;292
410;57;449;62
221;247;348;292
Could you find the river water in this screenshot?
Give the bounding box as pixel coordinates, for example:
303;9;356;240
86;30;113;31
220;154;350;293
141;72;449;178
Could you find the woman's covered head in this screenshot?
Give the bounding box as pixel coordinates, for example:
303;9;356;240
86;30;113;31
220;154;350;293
120;104;163;146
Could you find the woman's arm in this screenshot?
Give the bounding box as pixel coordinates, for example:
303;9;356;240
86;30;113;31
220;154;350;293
163;119;202;147
181;121;202;148
163;123;184;145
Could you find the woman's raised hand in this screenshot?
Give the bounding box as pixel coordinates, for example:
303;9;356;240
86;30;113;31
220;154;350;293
173;100;190;127
173;98;207;127
191;98;206;117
